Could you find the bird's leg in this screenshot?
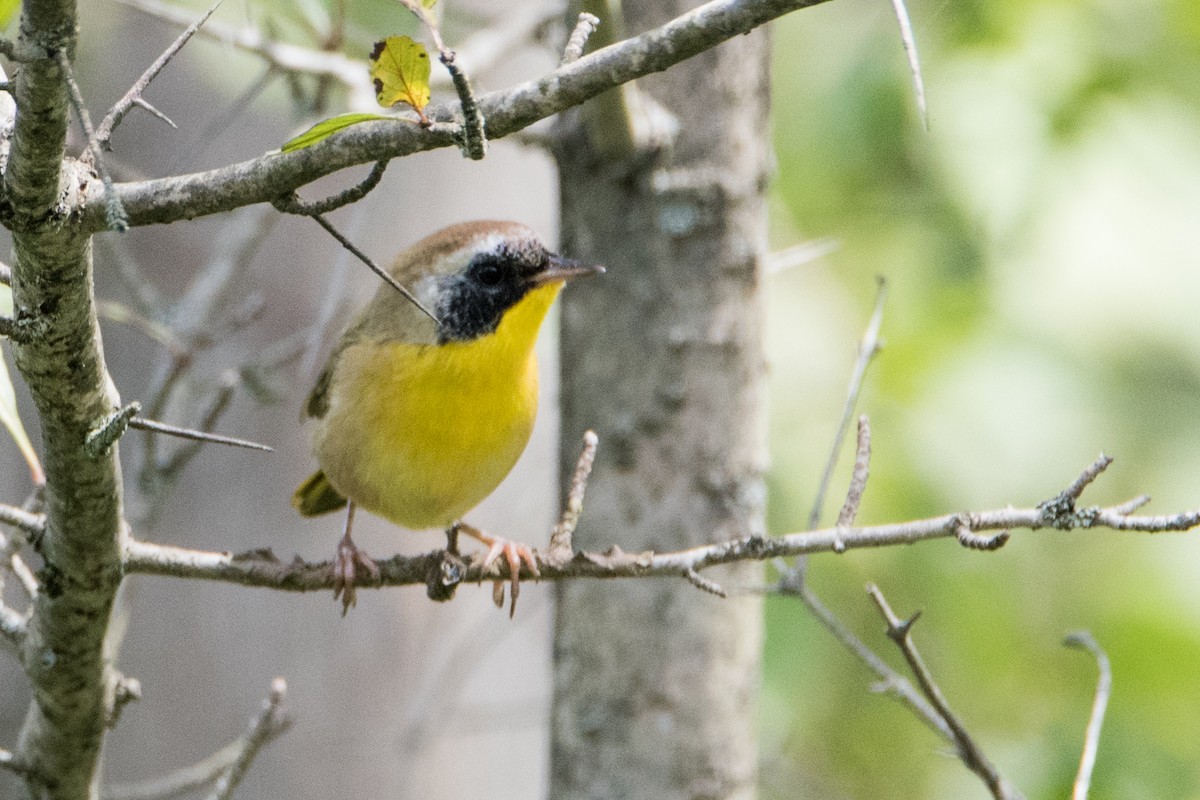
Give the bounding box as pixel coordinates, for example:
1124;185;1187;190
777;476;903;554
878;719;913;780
452;521;540;617
332;502;381;615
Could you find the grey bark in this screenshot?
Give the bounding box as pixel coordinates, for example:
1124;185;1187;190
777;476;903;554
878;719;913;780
551;1;771;797
4;2;126;798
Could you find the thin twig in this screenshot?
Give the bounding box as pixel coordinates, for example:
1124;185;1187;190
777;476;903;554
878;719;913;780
439;51;487;160
104;679;290;800
867;585;1023;800
57;52;129;231
304;213;439;325
684;567;727;598
0;504;45;536
808;277;887;529
0;748;29;778
561;12;601;65
128;416;272;452
835;415;871;528
547;430;599;560
206;678;290;800
270;160;388;216
888;0;928;129
774;573;953;741
96;0;222;147
1064;631;1112;800
86;402;142;457
0;602;27;646
765;238;840;274
168;65;278;172
1109;495;1150;516
157;371;241;477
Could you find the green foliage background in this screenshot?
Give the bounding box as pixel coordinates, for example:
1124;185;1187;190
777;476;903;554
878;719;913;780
763;0;1200;797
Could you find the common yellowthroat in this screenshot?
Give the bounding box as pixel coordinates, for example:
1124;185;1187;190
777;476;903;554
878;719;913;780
293;221;602;613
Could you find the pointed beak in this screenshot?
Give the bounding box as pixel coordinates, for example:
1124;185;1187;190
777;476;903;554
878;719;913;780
533;254;605;285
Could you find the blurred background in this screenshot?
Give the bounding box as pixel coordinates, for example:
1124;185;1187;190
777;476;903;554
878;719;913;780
0;0;1198;797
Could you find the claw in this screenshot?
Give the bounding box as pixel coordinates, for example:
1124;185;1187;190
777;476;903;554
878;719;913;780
330;503;379;616
454;522;540;617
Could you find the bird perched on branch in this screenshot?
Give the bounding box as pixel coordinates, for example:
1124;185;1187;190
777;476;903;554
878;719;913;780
293;220;602;614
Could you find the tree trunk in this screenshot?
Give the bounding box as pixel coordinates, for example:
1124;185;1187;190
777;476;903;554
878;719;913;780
551;1;770;797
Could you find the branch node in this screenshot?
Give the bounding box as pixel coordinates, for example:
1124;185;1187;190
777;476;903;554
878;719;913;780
0;312;48;344
425;545;466;603
1040;454;1113;525
684;567;727;598
561;13;601;65
57;50;129;231
86;402;142;457
107;672;143;728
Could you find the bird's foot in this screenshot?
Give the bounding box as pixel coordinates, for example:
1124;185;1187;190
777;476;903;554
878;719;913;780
451;522;540;617
332;528;380;616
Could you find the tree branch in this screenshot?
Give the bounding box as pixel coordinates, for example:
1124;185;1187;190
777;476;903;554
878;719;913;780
867;584;1024;800
1064;631;1112;800
93;0;834;230
122;456;1200;593
102;678;290;800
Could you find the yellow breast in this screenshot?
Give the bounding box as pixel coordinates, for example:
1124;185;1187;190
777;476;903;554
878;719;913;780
312;282;562;529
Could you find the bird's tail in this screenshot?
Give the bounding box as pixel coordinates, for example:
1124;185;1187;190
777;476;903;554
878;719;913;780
292;470;348;517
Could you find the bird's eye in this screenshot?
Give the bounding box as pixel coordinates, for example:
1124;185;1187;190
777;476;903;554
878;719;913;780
477;263;503;286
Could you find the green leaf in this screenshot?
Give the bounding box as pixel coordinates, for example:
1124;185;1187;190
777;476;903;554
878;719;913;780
370;35;432;121
421;0;438;8
280;113;393;153
0;284;43;485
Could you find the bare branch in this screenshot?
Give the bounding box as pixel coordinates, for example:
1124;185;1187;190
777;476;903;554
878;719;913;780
0;748;30;778
95;0;222;148
270;160;388;216
835;415;871;528
0;602;27;646
1109;495;1151;515
684;567;727;598
546;429;599;561
103;679;290;800
100;0;838;230
439;51;486;160
0;504;46;536
206;678;290;800
773;572;953;742
123;456;1200;592
562;13;602;65
867;585;1023;800
888;0;928;129
809;277;887;529
293;212;440;324
1064;631;1112;800
127;416;273;453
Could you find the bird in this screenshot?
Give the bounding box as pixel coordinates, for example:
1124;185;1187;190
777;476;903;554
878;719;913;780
293;220;602;614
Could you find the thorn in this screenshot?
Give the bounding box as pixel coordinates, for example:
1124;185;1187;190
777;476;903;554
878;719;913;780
127;415;273;452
